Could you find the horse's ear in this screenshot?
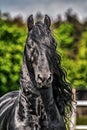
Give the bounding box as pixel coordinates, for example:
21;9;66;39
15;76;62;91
27;15;34;31
44;14;51;28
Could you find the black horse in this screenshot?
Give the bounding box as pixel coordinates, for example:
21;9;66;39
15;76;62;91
0;15;73;130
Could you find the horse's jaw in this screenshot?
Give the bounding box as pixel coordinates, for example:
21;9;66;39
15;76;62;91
40;86;66;129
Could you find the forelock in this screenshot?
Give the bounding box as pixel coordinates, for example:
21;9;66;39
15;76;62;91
28;21;56;50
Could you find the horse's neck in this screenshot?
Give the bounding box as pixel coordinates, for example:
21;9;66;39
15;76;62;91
40;86;64;128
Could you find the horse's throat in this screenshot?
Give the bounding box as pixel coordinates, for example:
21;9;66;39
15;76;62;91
40;86;54;107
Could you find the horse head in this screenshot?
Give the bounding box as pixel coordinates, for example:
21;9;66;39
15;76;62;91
25;15;56;89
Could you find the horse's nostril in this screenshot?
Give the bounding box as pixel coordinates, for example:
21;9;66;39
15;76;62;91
37;74;45;83
38;74;42;81
47;74;52;83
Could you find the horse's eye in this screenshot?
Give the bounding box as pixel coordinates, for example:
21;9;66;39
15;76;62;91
27;44;31;49
29;40;35;47
29;41;34;46
27;40;35;49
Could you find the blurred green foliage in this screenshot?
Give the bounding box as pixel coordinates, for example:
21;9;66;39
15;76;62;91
53;23;74;48
0;19;27;95
0;10;87;95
